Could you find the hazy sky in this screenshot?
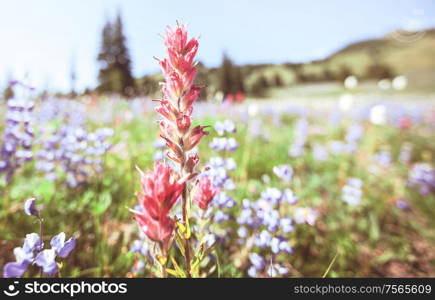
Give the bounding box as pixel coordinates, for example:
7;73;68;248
0;0;434;92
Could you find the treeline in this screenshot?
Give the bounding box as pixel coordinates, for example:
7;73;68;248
291;63;395;83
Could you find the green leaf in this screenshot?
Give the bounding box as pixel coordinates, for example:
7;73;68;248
174;232;186;258
165;269;179;277
34;180;56;200
369;213;380;241
90;192;112;216
170;256;186;278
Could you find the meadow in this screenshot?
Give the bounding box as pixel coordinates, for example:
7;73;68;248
1;87;434;277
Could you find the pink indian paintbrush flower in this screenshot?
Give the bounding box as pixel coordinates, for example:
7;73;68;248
133;23;209;277
155;22;216;214
182;125;210;151
132;162;184;246
155;24;207;163
193;177;219;210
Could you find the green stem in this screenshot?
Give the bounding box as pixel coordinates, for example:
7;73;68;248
38;217;43;277
181;187;191;278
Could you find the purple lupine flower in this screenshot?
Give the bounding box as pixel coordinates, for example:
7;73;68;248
213;211;230;223
249;253;265;270
288;140;305;157
268;264;289;277
130;240;149;256
50;232;76;258
209;138;227;151
214;120;236;136
255;198;274;213
270;237;293;254
0;85;35;181
13;246;34;265
373;151;392;168
213;192;235;209
23;233;43;253
270;237;282;254
241;199;251;209
152;139;166;161
345;124;364;149
255;230;272;248
247;266;257;277
288;119;308;157
24;198;39;217
263;210;280;232
208;156;225;168
294;207;317;226
209;137;238;152
34;249;58;276
225;158;237;171
260;188;282;205
153;150;164;161
328;140;347;155
283;189;298;205
237;226;248;238
3;262;28;278
152;138;166;149
342;178;363;206
223;178;236;191
226;137;238;152
408;163;435;195
395;200;411;211
3;233;42;278
280;217;295;233
273;165;293;183
35;98;113;188
237;208;254;225
312;144;328;161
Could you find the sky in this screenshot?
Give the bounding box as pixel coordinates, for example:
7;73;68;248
0;0;434;92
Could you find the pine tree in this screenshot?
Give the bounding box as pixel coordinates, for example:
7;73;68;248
218;53;234;97
97;20;114;94
97;11;135;97
233;66;245;93
112;11;135;96
218;53;245;97
273;73;284;87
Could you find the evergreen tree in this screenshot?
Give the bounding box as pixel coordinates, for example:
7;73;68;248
233;66;245;93
97;11;135;97
218;53;245;97
112;11;135;96
97;20;114;94
273;73;284;87
218;53;234;97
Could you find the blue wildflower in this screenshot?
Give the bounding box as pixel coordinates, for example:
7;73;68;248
50;232;76;258
34;249;58;276
24;198;39;217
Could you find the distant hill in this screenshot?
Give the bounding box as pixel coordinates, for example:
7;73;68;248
137;28;435;97
313;28;435;87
